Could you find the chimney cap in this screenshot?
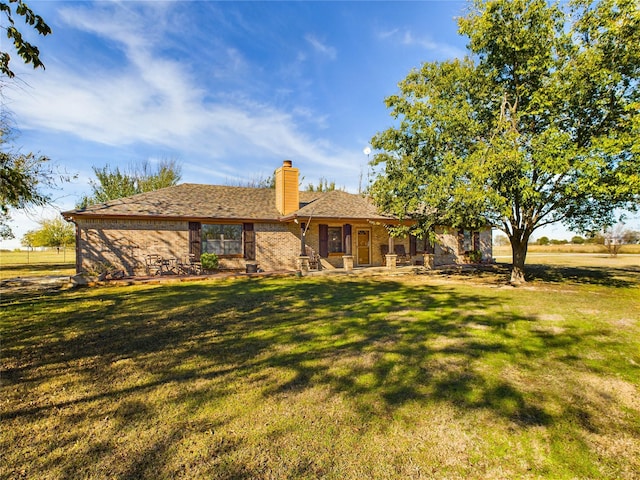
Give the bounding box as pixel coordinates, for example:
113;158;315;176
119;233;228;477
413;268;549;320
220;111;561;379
282;160;293;168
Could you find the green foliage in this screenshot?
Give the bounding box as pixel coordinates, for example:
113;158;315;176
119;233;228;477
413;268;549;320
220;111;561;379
468;250;482;262
585;233;605;245
237;173;275;188
305;177;343;192
571;236;585;245
0;150;51;213
200;252;219;271
78;159;182;208
21;217;75;247
536;236;550;246
622;230;640;244
1;115;69;239
370;0;640;283
0;0;52;78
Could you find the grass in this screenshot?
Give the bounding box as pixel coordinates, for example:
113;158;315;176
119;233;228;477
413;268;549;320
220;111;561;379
494;243;640;255
2;263;639;479
0;249;76;280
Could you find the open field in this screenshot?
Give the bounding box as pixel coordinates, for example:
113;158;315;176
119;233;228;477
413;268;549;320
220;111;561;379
493;243;640;256
0;249;76;280
493;245;640;271
2;263;639;479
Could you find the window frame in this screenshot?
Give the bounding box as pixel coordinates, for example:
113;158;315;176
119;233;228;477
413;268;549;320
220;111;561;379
201;223;244;257
411;232;435;255
327;226;343;254
458;229;480;254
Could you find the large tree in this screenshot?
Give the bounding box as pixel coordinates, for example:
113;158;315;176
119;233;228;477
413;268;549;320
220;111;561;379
78;159;182;208
369;0;640;283
0;114;63;239
22;216;74;248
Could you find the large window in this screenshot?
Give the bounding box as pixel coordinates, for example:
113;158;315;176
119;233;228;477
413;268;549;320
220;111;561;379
202;224;242;256
328;226;343;253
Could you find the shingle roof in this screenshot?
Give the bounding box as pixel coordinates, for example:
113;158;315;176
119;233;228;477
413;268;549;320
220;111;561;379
290;190;393;221
63;183;393;223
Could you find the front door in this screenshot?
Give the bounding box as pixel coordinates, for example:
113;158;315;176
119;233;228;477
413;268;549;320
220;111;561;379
357;229;371;265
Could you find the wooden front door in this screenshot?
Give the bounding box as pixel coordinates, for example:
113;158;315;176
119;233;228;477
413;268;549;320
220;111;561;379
357;229;371;265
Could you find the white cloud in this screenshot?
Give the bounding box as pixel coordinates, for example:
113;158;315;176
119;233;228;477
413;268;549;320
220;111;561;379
304;34;337;60
6;2;353;177
378;28;465;59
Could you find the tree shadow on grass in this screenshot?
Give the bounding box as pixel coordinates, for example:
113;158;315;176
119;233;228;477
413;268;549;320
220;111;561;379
0;262;74;275
1;276;625;478
524;263;640;287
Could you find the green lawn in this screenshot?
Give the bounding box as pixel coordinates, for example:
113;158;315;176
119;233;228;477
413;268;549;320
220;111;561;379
2;265;639;479
0;249;76;280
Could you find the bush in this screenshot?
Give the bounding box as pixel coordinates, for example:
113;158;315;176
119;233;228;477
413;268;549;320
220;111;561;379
571;236;585;244
537;236;550;246
200;253;219;271
468;250;483;263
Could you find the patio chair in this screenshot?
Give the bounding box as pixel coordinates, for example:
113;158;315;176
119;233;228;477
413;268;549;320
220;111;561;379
394;245;411;265
145;254;163;276
305;246;321;270
187;254;202;275
175;257;191;275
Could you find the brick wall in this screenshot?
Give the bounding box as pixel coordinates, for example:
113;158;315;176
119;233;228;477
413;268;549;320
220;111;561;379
76;218;189;276
75;217;492;276
254;223;300;271
75;218;302;275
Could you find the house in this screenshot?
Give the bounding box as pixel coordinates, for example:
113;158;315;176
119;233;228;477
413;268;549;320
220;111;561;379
62;160;492;276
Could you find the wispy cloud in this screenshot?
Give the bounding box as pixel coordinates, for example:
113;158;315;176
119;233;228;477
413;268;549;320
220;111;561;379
8;2;353;184
378;27;465;59
304;34;337;60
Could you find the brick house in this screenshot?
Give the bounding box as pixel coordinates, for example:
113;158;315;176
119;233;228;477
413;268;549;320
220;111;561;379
62;160;492;276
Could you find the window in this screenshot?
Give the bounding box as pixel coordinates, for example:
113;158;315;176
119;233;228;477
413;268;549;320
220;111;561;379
458;229;480;254
462;230;473;252
328;226;343;253
415;236;435;254
202;224;242;256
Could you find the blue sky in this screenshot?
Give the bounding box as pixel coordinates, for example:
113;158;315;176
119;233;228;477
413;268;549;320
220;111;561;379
2;1;636;249
3;0;473;248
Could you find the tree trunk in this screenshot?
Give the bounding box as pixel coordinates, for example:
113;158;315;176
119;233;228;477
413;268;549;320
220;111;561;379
509;234;529;285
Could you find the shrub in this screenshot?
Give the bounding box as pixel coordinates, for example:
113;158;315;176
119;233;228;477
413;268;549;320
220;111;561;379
571;236;585;244
468;250;483;263
200;253;219;271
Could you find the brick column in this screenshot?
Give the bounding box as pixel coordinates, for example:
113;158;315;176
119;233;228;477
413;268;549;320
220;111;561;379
342;255;354;271
385;253;397;269
297;256;310;274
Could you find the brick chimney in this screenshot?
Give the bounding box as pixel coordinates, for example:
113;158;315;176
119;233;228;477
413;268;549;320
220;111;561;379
275;160;300;215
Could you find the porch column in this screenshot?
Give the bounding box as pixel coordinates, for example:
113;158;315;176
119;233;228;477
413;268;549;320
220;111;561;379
385;235;397;268
297;255;310;274
385;253;398;269
300;222;306;256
